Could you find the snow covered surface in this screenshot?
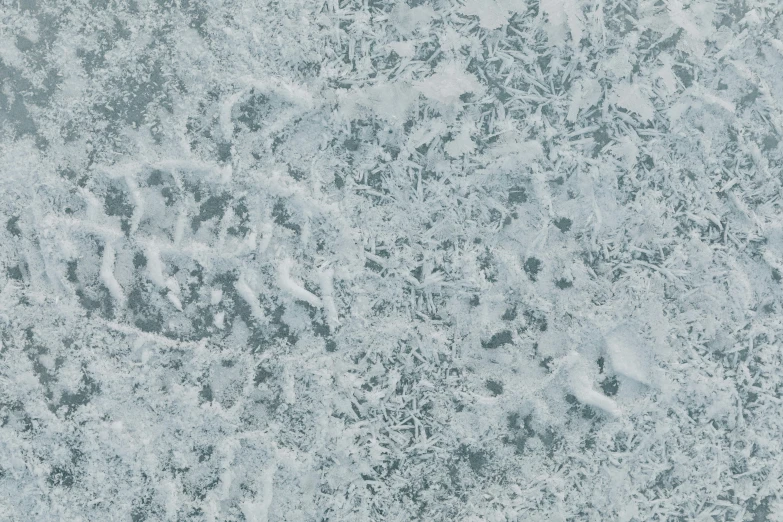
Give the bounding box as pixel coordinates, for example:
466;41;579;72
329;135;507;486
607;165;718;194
1;0;783;520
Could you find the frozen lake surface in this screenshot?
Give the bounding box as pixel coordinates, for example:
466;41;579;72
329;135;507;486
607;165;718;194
1;1;783;520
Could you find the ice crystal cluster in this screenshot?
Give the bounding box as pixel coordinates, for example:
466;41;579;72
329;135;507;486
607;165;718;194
2;0;783;520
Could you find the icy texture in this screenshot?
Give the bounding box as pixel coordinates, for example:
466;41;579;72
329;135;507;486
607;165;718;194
2;0;783;521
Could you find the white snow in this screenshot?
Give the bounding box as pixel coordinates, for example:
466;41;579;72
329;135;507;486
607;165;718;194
318;266;340;329
145;244;167;287
235;278;266;322
564;352;622;417
210;288;223;305
99;243;125;306
612;83;656;122
604;326;654;386
240;464;276;522
276;258;322;309
414;62;485;105
5;0;783;520
460;0;511;31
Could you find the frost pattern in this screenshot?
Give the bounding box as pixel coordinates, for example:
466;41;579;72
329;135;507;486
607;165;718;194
2;0;783;521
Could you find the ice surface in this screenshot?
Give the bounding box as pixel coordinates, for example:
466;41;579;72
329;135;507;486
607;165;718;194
2;0;783;520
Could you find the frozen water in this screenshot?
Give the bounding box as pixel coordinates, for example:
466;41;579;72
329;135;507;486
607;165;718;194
2;0;783;520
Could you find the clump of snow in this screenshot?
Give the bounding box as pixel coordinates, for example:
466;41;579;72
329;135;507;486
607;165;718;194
611;83;656;122
414;62;485;105
277;258;322;309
